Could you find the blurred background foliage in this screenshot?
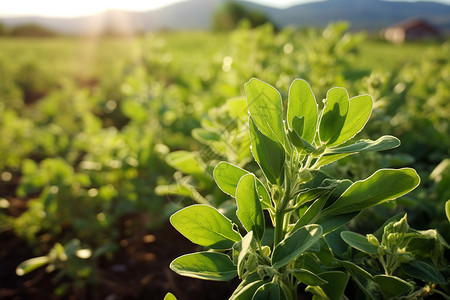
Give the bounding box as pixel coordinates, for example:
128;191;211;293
0;12;449;297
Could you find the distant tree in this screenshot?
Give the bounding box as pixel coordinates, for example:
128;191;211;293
10;23;57;37
0;22;8;36
212;1;273;31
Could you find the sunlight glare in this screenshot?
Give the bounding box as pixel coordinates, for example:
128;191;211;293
0;0;187;17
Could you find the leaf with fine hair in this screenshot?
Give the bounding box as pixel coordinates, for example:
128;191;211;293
272;224;322;269
324;135;400;155
249;117;285;185
340;231;379;254
213;161;248;196
230;276;267;300
236;231;255;278
321;168;420;217
170;204;241;250
213;161;272;209
245;78;286;148
236;174;265;240
170;252;237;281
305;271;349;300
253;282;282;300
165;151;205;177
319;88;349;145
291;269;328;286
373;275;413;298
327;94;373;147
401;260;446;284
287;79;318;144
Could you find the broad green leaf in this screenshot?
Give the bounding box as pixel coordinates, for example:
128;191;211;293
245;78;286;147
230;279;267;300
446;200;450;222
312;153;352;169
163;292;177;300
338;260;374;280
327;179;353;201
314;238;334;266
318;212;359;235
306;271;349;300
291;116;304;137
155;183;193;198
256;180;272;210
296;188;329;207
170;252;237;281
321;168;420;216
287;79;318;144
299;170;334;190
325;135;400;155
294;193;331;232
288;127;316;153
170;204;241;250
297;253;324;275
437;231;450;249
230;272;258;298
249;117;285;185
236;174;265;240
253;282;281;300
166;151;205;176
294;179;351;233
230;272;267;300
314;135;399;169
401;260;446;284
192;128;221;143
236;231;255;278
340;231;379;254
405;229;439;254
272;224;323;269
338;260;375;300
328;94;373;147
261;228;274;248
319;88;349;145
213;162;272;210
224;96;248;118
213;162;249;196
325;226;349;258
373;275;413;298
16;256;49;276
291;269;328;286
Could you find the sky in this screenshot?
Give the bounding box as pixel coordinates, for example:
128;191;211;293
0;0;449;18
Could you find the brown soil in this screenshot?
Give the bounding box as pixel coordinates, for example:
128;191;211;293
0;224;240;300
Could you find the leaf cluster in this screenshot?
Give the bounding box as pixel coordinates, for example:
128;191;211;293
168;79;448;299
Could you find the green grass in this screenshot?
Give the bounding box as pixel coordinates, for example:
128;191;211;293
1;34;443;80
357;39;442;71
0;37;142;80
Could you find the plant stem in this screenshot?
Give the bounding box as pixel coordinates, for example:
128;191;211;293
274;176;291;246
379;255;389;275
274;209;285;246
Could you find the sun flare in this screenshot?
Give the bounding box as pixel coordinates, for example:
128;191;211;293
0;0;187;18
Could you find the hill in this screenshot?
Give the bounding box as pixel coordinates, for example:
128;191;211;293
0;0;449;34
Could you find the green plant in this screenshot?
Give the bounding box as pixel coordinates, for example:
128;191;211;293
16;239;99;296
341;213;449;299
168;79;448;299
155;96;251;208
212;1;273;31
